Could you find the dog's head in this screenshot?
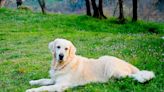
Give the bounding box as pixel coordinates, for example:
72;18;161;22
48;38;76;63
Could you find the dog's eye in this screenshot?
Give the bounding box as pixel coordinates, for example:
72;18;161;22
57;46;60;49
65;48;68;50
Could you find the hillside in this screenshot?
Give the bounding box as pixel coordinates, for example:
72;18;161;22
0;8;164;92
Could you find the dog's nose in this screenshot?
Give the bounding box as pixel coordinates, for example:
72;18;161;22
59;54;64;60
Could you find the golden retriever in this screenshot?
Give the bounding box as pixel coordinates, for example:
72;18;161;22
26;38;155;92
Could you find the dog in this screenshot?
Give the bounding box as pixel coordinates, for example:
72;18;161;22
26;38;155;92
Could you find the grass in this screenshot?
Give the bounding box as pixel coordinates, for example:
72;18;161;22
0;8;164;92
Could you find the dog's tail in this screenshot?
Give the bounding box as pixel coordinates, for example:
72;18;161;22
129;66;155;83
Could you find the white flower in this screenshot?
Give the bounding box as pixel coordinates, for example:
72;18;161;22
161;36;164;40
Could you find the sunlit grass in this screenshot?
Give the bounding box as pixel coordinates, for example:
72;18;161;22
0;8;164;92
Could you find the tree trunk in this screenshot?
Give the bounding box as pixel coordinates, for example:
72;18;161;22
118;0;124;21
98;0;107;19
0;0;6;8
85;0;91;16
113;1;118;16
91;0;99;18
38;0;46;14
132;0;137;22
16;0;22;8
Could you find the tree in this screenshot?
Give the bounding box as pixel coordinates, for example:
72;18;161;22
132;0;137;22
16;0;22;8
113;1;119;16
118;0;124;21
86;0;106;19
38;0;46;14
91;0;99;18
156;0;164;12
85;0;91;16
0;0;6;8
98;0;107;19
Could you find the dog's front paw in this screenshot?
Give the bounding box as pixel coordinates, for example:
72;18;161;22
29;80;37;85
26;88;37;92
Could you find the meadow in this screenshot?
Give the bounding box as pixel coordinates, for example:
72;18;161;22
0;8;164;92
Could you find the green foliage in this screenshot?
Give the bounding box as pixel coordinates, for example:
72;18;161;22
0;8;164;92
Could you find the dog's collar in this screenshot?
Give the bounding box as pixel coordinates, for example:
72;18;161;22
54;61;70;71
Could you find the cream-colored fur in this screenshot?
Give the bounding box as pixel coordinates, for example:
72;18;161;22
26;38;155;92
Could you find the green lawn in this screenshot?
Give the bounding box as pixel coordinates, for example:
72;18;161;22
0;8;164;92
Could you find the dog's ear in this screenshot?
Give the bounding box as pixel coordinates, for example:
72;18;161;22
49;39;60;66
48;41;55;53
69;41;76;58
48;39;60;53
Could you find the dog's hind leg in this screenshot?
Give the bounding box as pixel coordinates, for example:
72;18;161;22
29;79;55;86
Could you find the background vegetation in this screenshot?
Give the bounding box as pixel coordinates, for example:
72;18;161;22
1;0;164;22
